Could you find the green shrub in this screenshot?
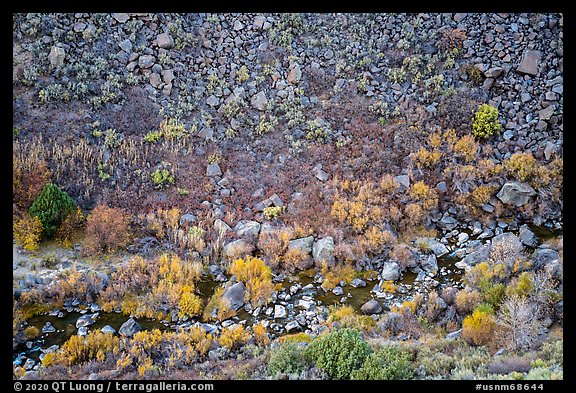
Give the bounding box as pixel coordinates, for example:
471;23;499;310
479;281;506;309
304;328;371;379
267;343;306;376
350;346;414;380
29;183;76;238
151;169;174;189
471;104;501;139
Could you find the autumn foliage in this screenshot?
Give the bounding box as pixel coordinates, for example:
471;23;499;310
84;204;132;254
229;256;274;307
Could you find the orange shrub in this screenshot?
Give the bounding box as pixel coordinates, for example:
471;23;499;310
455;289;482;315
56;207;85;247
252;322;270;346
453;134;478;162
13;153;52;209
84;204;132;254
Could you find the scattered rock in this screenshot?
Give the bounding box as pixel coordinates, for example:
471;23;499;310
119;318;141;338
274;304;287;319
285;320;300;331
101;325;116;335
350;278;366;288
312;236;335;266
332;286;344;296
221;281;246;311
517;50;541;76
361;299;382;315
234;220;261;237
496;182;536;207
48;46;65;68
381;261;401;281
519;224;538;247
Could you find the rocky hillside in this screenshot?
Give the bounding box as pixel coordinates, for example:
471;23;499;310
13;13;563;381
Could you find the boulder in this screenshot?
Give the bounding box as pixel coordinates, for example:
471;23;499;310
350;278;366;288
48;46;65;68
206;163;222;177
42;322;55;334
179;213;197;226
519;224;538;247
395;175;410;189
517;50;541;76
312;236;335;265
491;232;522;253
138;55;156;69
119;317;141;337
381;261;400;281
285;320;300;332
416;237;449;257
234;220;261;238
361;299;382;315
274;304;287;319
222;239;255;259
251;91;268;110
76;314;96;329
332;286;344;296
156;32;174;49
445;329;462;340
496;182;536;207
101;325;116;335
287;236;314;255
421;254;439;275
459;244;490;267
112;13;130;23
78;326;88;336
531;248;560;270
287;63;302;84
214;219;231;234
221;281;246;311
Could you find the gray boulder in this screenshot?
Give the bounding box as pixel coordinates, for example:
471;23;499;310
42;322;56;333
312;236;335;266
531;248;560;270
459;244;491;267
119;317;141;337
350;278;366;288
251;91;268;110
287;236;314;255
517;50;541;76
445;329;462;341
101;325;116;335
361;299;382;315
76;314;96;329
206;163;222;177
221;281;246;311
222;239;255;260
415;237;449;257
421;254;439;275
519;225;538;247
234;220;261;238
496;182;536;207
381;261;400;281
274;304;287;319
48;46;65;68
156;32;174;49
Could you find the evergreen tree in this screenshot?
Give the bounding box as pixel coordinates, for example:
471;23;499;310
29;183;76;238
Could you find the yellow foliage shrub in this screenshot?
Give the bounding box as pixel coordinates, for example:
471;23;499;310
413;147;442;168
178;290;203;318
506;152;537;182
13;214;43;251
462;308;495;346
453;134;478;162
252;322;270;346
327;305;376;332
219;324;249;350
229;256;275;307
470;185;494;206
52;331;119;366
320;262;356;290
